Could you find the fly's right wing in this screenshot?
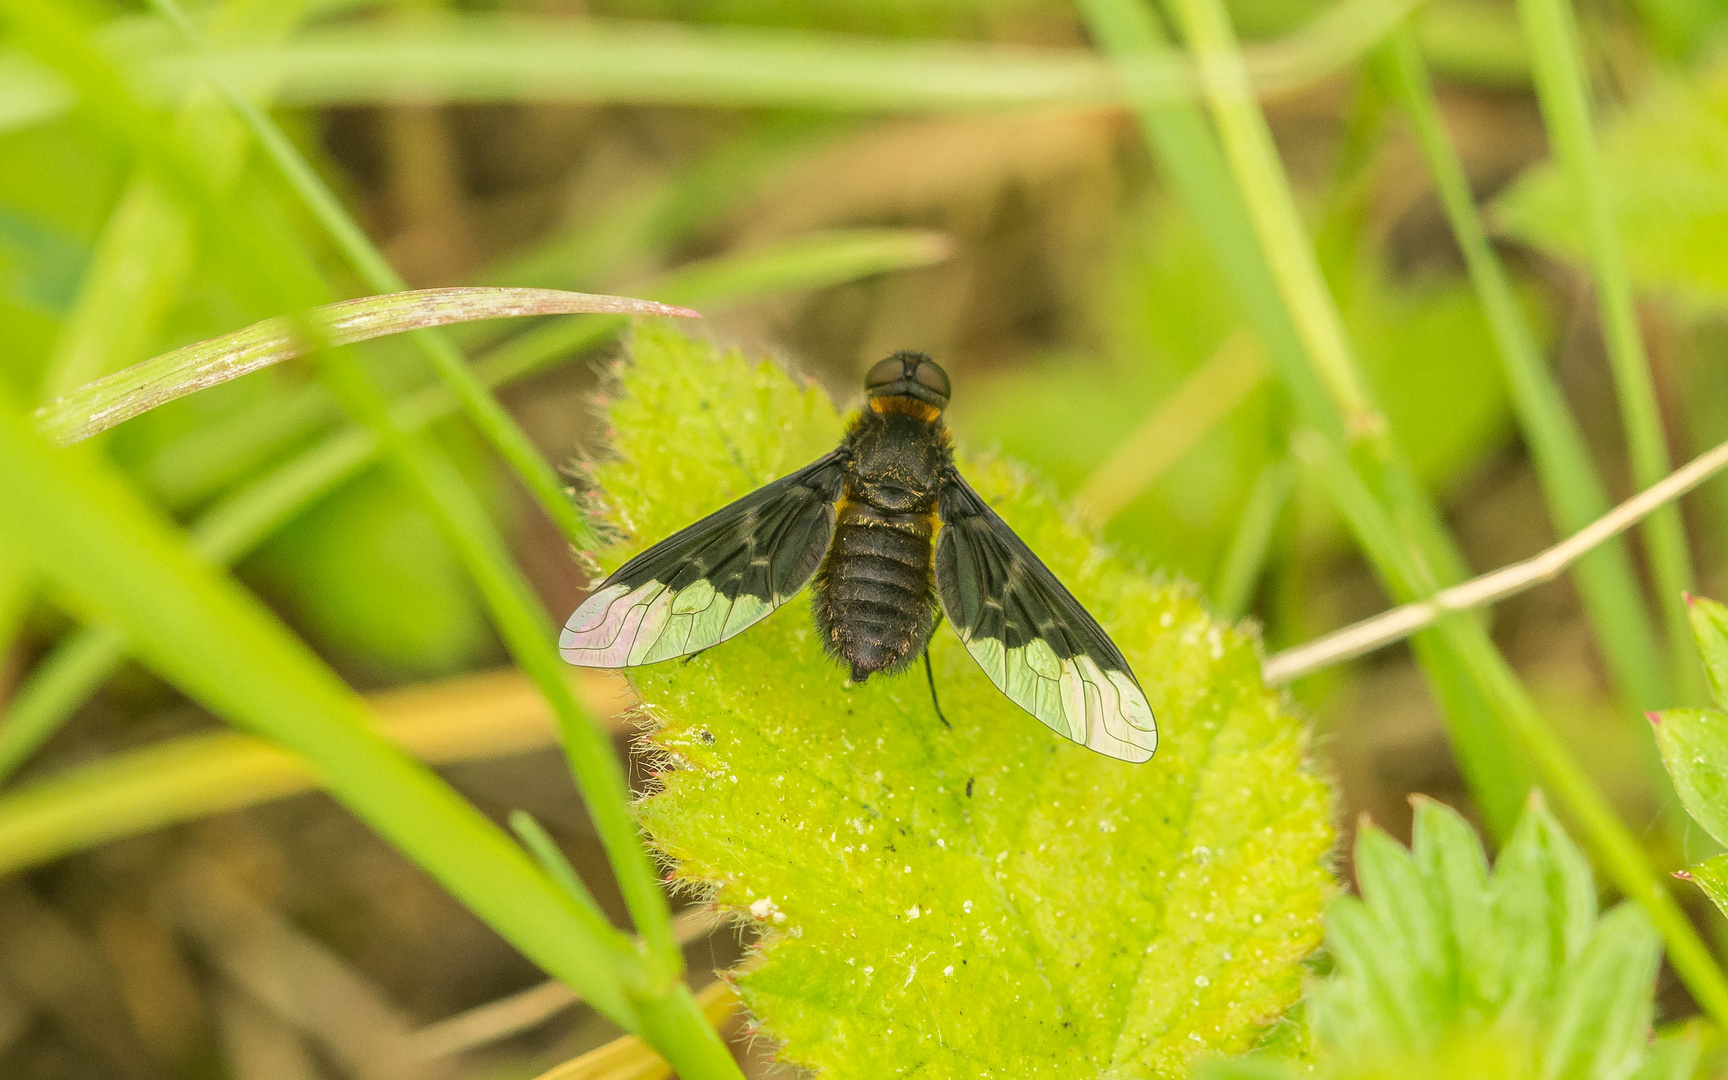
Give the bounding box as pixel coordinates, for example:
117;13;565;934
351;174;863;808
933;471;1157;762
561;451;846;667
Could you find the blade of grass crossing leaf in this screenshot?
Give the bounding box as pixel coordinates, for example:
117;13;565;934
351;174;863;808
23;0;675;1008
9;13;730;1071
305;343;693;978
1514;0;1698;699
1375;26;1670;715
0;231;946;785
0;396;640;1027
146;0;603;556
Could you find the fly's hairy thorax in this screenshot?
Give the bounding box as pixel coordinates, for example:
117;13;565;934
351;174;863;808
811;403;951;681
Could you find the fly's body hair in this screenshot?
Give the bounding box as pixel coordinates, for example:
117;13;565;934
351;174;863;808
811;398;951;682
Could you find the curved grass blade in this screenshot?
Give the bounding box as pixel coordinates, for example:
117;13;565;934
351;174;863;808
33;287;697;445
0;227;952;789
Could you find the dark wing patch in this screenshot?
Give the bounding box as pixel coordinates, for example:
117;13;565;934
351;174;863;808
561;452;846;667
933;472;1157;762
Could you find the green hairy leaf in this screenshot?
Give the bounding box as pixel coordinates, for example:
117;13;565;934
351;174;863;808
1682;854;1728;922
1684;593;1728;710
1652;595;1728;850
1657;594;1728;918
586;324;1333;1077
1207;798;1688;1080
1651;706;1728;848
1495;60;1728;310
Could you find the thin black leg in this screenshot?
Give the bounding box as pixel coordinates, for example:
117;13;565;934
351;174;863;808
680;647;710;665
923;646;950;729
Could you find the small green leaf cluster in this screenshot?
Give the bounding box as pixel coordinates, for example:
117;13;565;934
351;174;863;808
1204;798;1694;1080
1653;596;1728;920
589;325;1334;1078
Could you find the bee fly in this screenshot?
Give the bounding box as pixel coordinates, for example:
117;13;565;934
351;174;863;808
560;352;1157;762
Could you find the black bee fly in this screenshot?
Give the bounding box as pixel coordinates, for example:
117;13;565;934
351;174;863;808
560;351;1157;762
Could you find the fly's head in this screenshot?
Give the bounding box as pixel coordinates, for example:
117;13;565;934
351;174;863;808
865;351;950;418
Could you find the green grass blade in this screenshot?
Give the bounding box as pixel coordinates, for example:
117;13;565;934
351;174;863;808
1514;0;1699;698
304;331;694;988
1079;0;1527;829
11;10;728;1067
38;0;312;400
1162;0;1377;430
509;810;609;924
0;667;594;872
0;629;124;781
1077;0;1340;439
1210;455;1296;619
649;228;950;309
0;396;640;1027
1134;0;1728;1015
34;287;696;445
1373;26;1669;715
126;0;1419;112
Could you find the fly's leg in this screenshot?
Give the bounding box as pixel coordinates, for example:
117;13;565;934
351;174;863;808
923;646;950;729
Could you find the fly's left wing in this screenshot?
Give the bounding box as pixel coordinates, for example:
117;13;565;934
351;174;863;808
933;472;1157;762
561;451;846;668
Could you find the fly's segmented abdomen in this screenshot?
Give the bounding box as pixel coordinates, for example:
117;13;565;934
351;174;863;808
812;502;938;681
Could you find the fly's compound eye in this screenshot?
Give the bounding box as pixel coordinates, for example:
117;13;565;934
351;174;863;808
865;356;907;393
912;359;950;403
865;351;950;409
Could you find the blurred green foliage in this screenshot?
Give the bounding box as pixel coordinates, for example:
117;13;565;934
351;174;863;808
7;0;1728;1073
1498;57;1728;312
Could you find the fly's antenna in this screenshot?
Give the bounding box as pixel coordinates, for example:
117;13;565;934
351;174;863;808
922;647;950;729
